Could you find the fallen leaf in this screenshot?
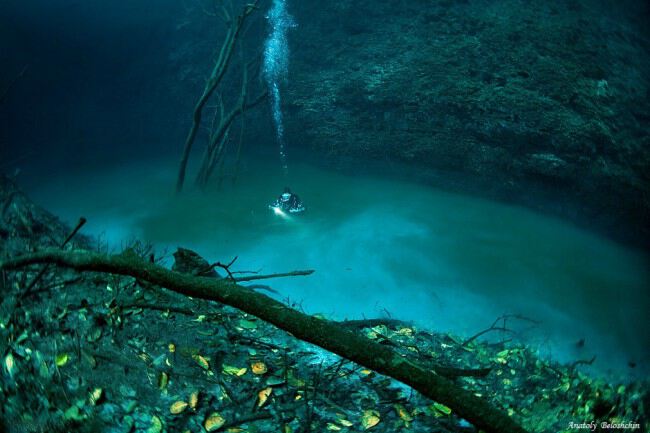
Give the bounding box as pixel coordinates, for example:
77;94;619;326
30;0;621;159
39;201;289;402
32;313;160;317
397;327;414;336
4;353;15;376
189;390;199;409
158;372;169;390
204;412;226;432
432;402;452;416
257;387;273;407
170;400;188;414
395;404;413;422
266;376;285;386
360;410;380;430
193;354;210;370
89;388;103;405
337;416;353;427
55;353;69;367
147;415;163;433
251;361;268;375
222;364;247;376
238;319;257;329
64;405;85;421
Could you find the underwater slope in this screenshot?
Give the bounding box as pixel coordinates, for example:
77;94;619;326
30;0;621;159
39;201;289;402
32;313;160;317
284;0;650;247
2;174;649;433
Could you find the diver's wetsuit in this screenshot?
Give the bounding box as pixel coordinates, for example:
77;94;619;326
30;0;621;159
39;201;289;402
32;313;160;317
271;191;305;214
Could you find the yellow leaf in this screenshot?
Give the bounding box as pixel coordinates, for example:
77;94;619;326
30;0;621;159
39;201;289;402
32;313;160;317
222;365;247;376
326;423;342;431
168;343;176;353
360;410;380;430
189;390;199;409
55;353;69;367
338;418;353;427
193;354;210;370
257;387;273;407
204;412;226;432
251;361;268;375
170;400;188;414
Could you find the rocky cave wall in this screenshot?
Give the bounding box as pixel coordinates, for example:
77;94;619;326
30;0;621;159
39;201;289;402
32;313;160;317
281;0;650;247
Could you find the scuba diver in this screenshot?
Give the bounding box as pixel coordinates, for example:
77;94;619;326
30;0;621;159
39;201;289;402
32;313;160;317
269;187;305;214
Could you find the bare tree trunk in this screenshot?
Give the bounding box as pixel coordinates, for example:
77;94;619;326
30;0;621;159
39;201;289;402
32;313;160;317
175;2;259;193
195;89;267;189
1;249;528;433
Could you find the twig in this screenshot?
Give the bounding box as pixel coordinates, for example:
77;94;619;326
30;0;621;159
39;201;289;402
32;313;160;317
119;303;200;317
28;276;83;296
234;270;315;282
339;318;411;330
22;217;87;298
215;256;239;281
462;314;538;347
569;355;597;369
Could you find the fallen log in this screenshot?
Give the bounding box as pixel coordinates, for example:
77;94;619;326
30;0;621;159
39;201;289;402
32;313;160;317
1;249;527;433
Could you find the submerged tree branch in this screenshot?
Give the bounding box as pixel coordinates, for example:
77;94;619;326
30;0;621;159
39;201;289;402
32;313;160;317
1;249;527;433
175;1;260;193
233;269;314;282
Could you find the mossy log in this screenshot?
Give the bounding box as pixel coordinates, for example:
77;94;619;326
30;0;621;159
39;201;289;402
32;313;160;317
1;249;528;433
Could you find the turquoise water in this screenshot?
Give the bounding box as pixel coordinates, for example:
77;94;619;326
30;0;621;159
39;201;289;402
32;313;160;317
27;157;650;379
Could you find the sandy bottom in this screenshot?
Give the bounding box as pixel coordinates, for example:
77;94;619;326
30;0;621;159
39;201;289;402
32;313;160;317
25;157;650;379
